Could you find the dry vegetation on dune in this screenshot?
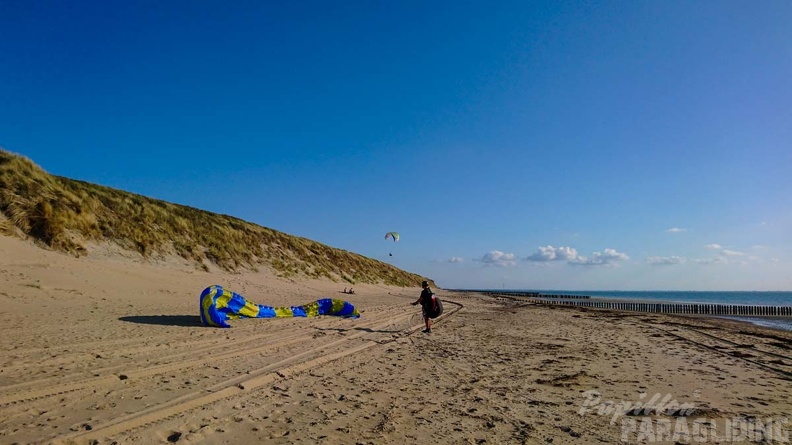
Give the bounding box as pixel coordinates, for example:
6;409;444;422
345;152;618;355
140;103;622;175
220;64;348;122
0;149;429;286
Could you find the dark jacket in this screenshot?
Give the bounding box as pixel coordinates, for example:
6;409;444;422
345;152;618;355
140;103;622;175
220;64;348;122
418;287;435;310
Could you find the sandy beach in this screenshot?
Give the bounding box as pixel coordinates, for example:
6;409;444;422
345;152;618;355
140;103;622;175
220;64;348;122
1;235;791;445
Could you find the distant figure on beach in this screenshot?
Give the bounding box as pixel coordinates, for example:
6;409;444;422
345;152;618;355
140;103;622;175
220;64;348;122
411;281;438;333
349;288;355;294
343;287;347;293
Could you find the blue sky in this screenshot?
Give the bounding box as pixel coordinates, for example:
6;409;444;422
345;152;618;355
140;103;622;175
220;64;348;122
2;1;790;290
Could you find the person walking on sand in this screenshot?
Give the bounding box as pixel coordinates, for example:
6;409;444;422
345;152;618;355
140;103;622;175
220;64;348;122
411;281;437;333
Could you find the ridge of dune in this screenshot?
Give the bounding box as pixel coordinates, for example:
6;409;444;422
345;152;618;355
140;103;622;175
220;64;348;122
0;148;432;287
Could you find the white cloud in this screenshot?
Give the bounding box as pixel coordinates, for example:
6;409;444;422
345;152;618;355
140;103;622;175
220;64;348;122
647;256;685;265
704;244;748;259
476;251;518;267
524;245;629;266
525;245;579;262
448;257;464;263
695;257;728;265
666;228;687;233
569;249;630;266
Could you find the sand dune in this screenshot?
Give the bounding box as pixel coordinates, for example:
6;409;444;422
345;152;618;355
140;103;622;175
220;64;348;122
1;235;790;444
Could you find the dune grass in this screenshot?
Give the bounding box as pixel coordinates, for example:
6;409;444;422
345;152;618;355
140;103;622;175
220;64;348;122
0;149;430;286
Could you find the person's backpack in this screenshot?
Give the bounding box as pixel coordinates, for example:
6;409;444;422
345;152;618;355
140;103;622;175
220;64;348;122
426;295;444;319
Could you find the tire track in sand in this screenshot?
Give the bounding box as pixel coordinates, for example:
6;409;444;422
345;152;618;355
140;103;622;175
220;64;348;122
53;309;429;444
0;309;405;408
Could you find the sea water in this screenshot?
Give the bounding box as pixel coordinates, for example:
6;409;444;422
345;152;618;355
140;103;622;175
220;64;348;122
498;290;792;331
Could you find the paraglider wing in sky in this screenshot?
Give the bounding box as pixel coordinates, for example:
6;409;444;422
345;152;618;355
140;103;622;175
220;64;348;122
385;232;400;242
200;285;360;328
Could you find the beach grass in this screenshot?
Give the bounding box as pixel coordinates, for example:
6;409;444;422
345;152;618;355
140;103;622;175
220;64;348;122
0;149;429;286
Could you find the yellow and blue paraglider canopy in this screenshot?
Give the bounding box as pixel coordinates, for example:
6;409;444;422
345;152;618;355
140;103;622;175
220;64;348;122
200;285;360;328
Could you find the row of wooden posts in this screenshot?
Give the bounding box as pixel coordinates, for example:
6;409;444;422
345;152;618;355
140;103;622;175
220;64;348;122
466;291;792;317
527;298;792;317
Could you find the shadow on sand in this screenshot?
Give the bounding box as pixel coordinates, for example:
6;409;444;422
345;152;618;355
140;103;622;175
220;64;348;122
119;315;204;327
